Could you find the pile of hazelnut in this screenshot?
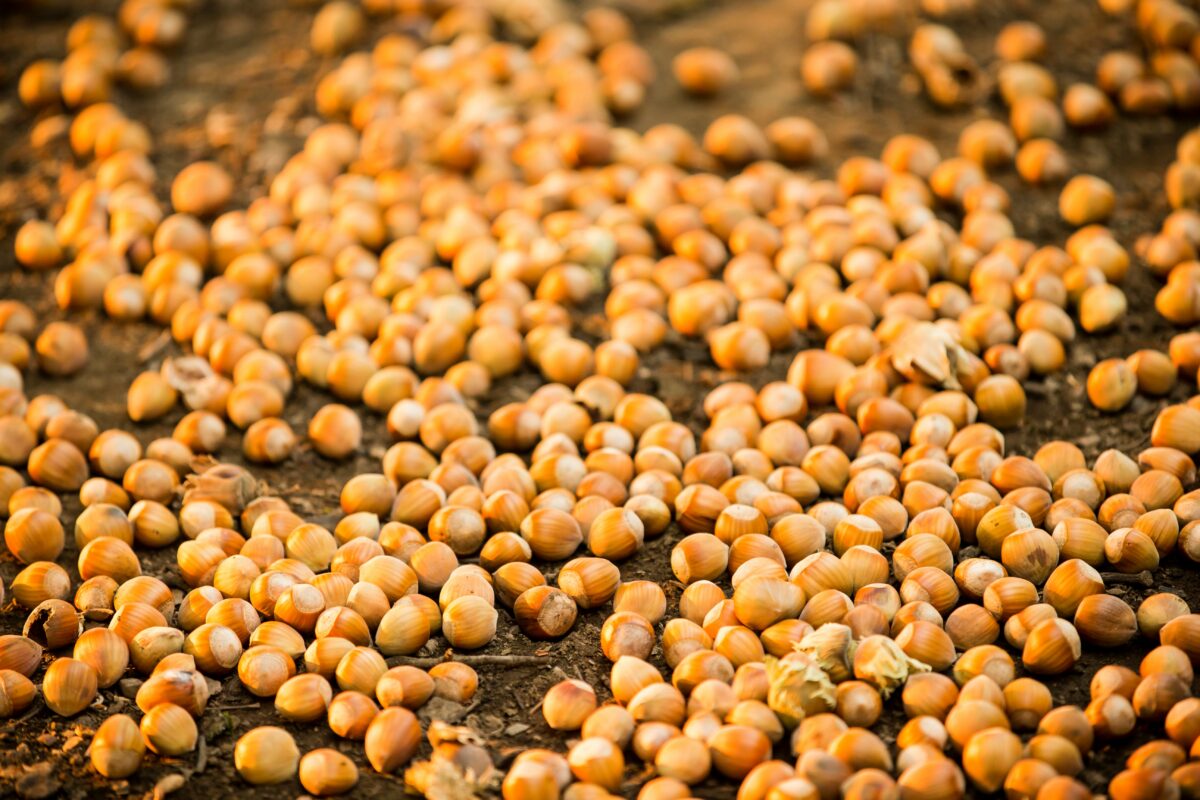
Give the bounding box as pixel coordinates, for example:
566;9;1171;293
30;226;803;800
3;0;1200;798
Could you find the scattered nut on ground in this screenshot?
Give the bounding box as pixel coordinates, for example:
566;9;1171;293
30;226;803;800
2;0;1200;799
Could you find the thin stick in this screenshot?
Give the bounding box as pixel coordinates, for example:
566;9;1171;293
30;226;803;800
17;698;42;722
386;654;552;668
137;330;172;363
1101;571;1154;587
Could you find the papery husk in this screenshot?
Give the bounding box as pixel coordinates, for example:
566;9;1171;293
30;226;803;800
427;720;485;748
405;757;488;800
162;357;224;410
765;654;836;728
795;623;857;683
852;634;931;698
890;322;970;389
487;0;569;42
562;228;617;272
182;460;261;513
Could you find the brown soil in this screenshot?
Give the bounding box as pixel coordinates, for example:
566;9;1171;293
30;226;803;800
0;0;1197;798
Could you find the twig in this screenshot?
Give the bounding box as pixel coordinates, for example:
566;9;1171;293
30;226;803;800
1101;571;1154;587
386;654;553;668
195;736;208;774
211;702;261;711
137;330;172;363
17;698;42;722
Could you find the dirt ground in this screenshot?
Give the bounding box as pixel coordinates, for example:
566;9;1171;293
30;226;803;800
0;0;1198;797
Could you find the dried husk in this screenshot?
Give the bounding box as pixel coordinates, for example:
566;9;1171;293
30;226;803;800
852;635;931;698
182;461;261;513
890;323;971;389
796;623;857;683
764;654;836;728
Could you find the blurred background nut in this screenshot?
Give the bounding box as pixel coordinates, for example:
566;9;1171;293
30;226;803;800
673;47;739;96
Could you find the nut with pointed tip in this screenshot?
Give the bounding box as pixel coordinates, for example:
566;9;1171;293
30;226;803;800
140;702;198;756
328;690;378;740
364;707;421;774
566;736;625;791
334;646;387;695
42;657;97;716
11;561;71;609
73;627;130;687
654;734;711;785
600;611;655;662
428;662;477;704
441;596;497;651
234;726;299;785
274;673;333;723
544;679;597;731
1023;618;1082;675
374;666;433;712
237;645;295;698
514;586;578;640
5;509;66;565
299;748;359;796
135;668;209;716
89;713;143;778
373;603;430;657
557;557;621;610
